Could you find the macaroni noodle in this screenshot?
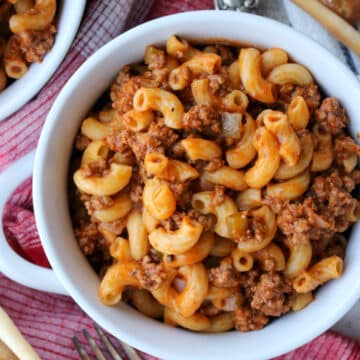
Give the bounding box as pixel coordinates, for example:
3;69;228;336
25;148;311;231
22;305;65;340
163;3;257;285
239;48;276;103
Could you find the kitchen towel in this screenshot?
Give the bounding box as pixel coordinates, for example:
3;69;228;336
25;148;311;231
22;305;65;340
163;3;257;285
0;0;359;359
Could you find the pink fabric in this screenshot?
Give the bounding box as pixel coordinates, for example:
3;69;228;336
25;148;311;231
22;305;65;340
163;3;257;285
0;0;359;359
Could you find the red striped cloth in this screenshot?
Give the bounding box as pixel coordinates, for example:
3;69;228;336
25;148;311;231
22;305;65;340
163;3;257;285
0;0;359;359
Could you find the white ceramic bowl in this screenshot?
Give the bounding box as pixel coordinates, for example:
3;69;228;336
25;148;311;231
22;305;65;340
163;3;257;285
0;10;360;360
0;0;86;120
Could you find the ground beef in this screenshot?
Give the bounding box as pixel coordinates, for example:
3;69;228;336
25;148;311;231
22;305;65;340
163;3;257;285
106;129;130;154
147;49;167;70
310;171;357;232
335;136;360;162
210;185;225;207
235;307;269;332
150;67;170;89
106;130;138;165
323;234;348;259
316;97;348;135
167;183;187;203
177;86;196;109
170;140;186;159
84;196;113;214
312;170;356;201
99;218;127;235
205;45;235;65
111;72;156;114
75;223;100;255
74;222;111;272
182;105;222;137
75;134;91;151
312;233;348;259
218;45;236;65
263;195;288;215
253;246;279;272
207;72;229;96
147;118;179;148
133;255;167;291
175;186;193;209
149;248;162;263
81;159;108;177
278;83;321;113
239;270;261;296
351;169;360;185
208;257;240;287
188;210;217;232
236;214;268;245
218;291;241;311
278;170;357;243
111;65;131;90
78;191;91;203
199;302;221;317
277;197;320;243
249;272;293;317
129;181;143;206
18;26;56;63
110;150;135;167
160;211;186;231
4;35;26;71
204;158;225;172
108;129;165;162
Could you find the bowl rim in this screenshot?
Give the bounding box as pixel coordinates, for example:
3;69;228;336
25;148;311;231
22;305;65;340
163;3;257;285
0;0;86;121
33;10;360;360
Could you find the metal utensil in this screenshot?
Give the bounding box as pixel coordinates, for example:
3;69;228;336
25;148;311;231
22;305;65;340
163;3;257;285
214;0;259;12
72;322;142;360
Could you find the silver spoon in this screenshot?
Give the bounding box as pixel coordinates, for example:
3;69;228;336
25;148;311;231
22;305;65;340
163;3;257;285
214;0;259;12
214;0;290;24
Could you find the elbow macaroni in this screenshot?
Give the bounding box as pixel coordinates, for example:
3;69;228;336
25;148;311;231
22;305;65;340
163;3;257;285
266;170;310;201
201;166;247;191
164;232;214;268
10;0;56;33
288;96;310;130
239;48;276;104
226;113;257;169
311;124;334;172
294;256;343;293
245;127;280;189
0;0;57;89
93;193;132;223
169;53;221;90
127;209;149;260
4;35;28;79
73;163;132;196
261;48;288;76
236;206;277;252
284;237;312;279
149;217;203;254
133;87;184;129
275;131;313;180
181;138;222;160
263;111;301;166
143;178;176;220
267;63;313;86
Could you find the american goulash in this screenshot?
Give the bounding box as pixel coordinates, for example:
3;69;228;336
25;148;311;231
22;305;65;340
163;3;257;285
0;0;57;91
70;36;360;332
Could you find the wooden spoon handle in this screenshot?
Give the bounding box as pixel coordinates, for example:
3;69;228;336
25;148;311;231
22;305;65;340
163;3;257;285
0;307;40;360
291;0;360;57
